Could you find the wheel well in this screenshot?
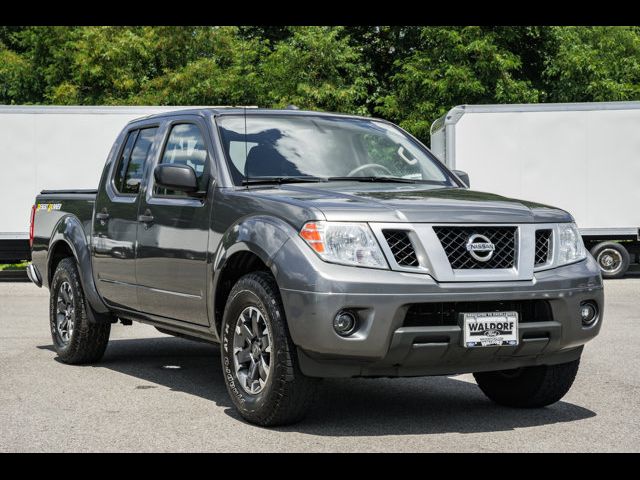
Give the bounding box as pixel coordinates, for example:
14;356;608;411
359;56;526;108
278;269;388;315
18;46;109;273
214;251;270;336
48;241;74;284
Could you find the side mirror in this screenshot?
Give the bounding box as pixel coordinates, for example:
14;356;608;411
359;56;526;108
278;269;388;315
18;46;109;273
154;164;198;193
453;169;470;188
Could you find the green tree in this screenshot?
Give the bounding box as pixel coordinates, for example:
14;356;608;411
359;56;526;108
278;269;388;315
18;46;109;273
260;26;372;114
0;45;33;103
483;26;557;99
133;27;267;106
341;26;424;113
544;26;640;102
377;26;541;142
237;26;293;45
0;26;78;104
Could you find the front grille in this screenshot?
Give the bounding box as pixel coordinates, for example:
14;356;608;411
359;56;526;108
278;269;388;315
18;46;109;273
433;226;516;269
403;300;553;327
383;230;419;267
535;229;552;265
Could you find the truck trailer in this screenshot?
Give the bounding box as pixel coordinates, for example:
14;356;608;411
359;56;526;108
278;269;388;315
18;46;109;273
0;106;191;263
431;101;640;278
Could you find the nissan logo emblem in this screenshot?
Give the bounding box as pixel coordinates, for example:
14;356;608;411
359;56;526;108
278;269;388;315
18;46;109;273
466;234;495;262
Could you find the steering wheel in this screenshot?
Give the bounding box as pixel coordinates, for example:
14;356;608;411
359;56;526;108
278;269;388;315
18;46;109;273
346;163;394;177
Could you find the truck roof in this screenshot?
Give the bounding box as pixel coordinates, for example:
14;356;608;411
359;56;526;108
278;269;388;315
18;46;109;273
131;107;378;123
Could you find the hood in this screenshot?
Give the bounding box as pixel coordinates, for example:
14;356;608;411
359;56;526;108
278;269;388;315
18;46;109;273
246;182;573;224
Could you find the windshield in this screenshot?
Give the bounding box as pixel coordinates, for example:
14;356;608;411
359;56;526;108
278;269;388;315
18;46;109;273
216;114;458;186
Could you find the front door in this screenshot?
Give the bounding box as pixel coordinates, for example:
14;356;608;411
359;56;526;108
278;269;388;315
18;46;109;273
135;119;212;325
92;126;159;310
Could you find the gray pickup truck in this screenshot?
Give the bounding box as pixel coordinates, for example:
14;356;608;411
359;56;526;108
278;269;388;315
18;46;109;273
28;108;604;426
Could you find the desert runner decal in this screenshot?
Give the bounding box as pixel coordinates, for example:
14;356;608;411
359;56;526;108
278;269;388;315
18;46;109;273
37;203;62;212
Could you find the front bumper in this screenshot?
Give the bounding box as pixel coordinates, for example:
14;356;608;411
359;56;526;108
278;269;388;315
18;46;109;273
275;241;603;377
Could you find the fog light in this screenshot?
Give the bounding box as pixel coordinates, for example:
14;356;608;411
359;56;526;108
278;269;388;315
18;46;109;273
333;310;357;337
580;302;598;327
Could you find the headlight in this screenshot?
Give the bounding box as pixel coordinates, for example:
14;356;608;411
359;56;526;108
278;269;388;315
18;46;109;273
299;221;388;269
557;223;586;265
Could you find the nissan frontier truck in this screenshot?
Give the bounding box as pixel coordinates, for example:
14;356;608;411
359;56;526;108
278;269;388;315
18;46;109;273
28;108;604;426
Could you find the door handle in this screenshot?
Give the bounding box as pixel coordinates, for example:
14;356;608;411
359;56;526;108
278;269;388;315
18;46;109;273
96;209;109;224
138;210;154;224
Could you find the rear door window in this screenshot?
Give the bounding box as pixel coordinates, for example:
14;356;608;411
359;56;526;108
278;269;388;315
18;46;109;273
113;127;158;194
113;131;138;194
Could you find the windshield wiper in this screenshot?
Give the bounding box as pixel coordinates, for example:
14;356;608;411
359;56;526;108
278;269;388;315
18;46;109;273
326;176;418;184
242;176;326;186
242;175;419;186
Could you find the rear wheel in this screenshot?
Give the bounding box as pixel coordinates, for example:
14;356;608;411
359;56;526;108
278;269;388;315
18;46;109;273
473;359;580;408
221;272;319;426
49;257;111;364
590;241;630;279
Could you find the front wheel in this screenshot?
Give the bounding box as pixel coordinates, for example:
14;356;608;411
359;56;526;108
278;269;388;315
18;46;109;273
473;359;580;408
49;257;111;364
221;272;319;426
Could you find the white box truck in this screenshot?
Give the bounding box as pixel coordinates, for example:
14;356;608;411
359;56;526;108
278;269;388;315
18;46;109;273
431;101;640;278
0;105;193;263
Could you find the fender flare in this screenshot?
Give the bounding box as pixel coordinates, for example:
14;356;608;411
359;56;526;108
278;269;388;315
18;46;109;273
48;215;111;317
214;215;297;273
209;215;298;333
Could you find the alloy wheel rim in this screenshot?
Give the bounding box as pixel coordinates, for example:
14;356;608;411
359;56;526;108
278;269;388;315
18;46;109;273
597;248;623;274
56;282;75;343
232;306;272;395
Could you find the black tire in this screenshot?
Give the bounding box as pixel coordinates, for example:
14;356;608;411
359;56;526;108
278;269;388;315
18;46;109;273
590;241;630;279
221;271;319;426
49;257;111;364
473;359;580;408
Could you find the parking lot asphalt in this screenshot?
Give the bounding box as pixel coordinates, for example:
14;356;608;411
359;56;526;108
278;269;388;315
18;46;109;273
0;279;638;452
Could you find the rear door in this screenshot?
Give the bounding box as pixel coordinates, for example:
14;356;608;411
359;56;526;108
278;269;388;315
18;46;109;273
135;117;213;325
92;125;159;310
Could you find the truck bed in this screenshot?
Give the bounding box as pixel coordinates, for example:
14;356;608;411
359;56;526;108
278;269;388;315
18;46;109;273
32;191;97;265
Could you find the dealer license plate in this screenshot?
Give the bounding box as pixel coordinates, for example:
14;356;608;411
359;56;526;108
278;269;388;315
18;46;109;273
462;311;519;348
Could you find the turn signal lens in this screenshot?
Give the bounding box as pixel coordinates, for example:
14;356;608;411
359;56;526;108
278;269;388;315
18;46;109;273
300;222;325;253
